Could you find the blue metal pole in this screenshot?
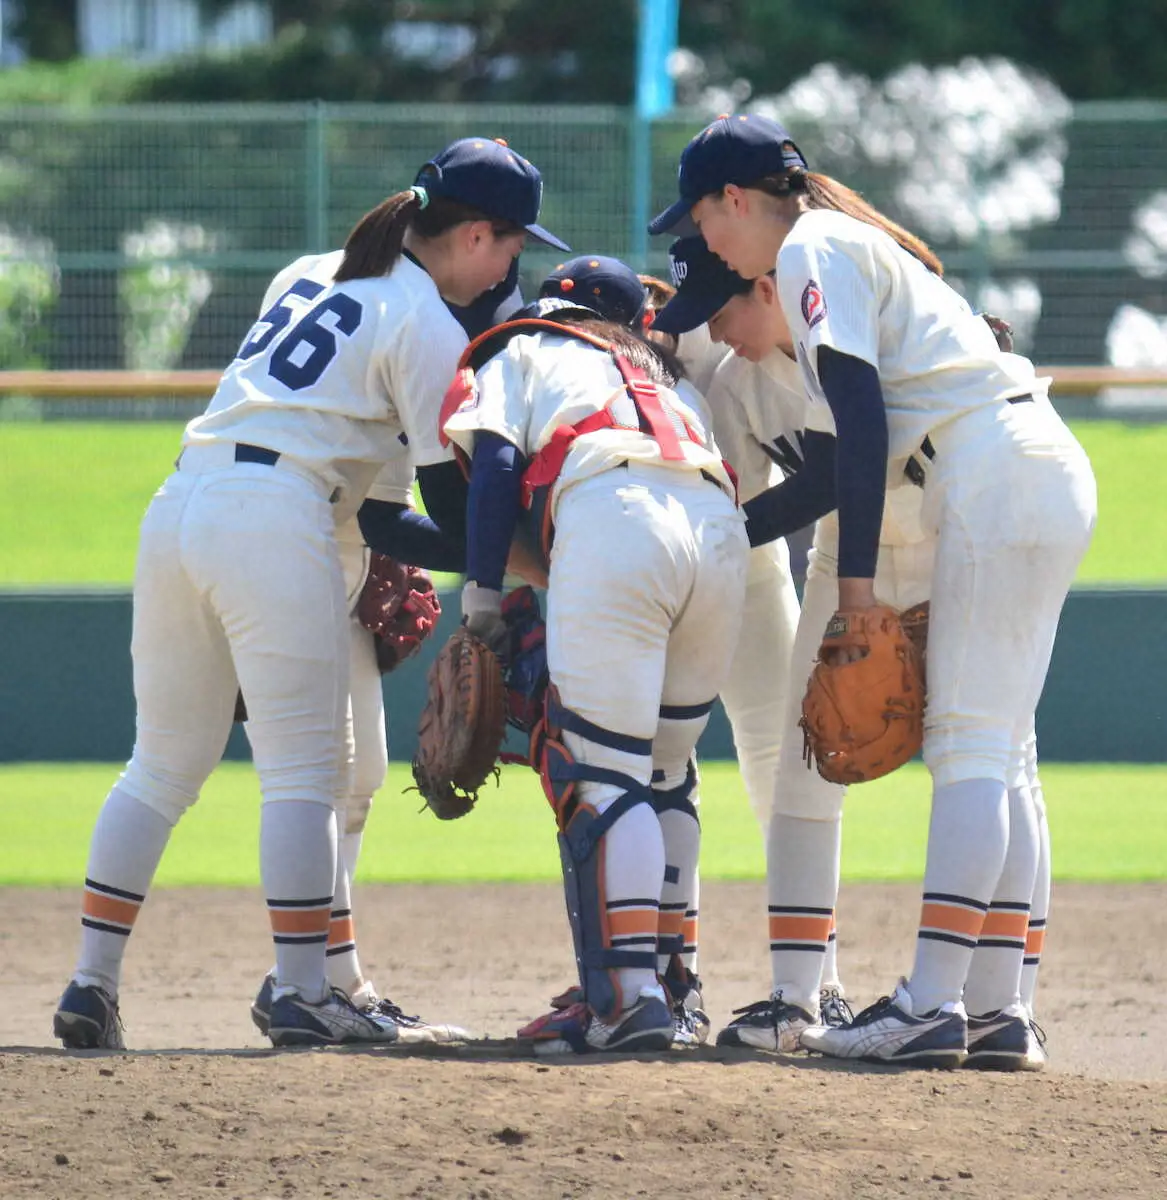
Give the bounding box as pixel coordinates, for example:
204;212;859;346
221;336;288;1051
631;0;679;269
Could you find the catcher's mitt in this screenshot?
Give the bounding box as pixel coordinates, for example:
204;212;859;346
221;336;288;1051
356;553;441;674
411;627;508;820
800;605;925;785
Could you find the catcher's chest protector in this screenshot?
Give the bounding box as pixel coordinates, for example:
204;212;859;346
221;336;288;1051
439;319;702;567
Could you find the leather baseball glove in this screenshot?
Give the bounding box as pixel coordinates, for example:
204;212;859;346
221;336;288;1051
899;601;930;687
356;553;441;674
411;628;508;820
800;605;925;785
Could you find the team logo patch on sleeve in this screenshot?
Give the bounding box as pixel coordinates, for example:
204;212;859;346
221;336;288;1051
801;280;826;329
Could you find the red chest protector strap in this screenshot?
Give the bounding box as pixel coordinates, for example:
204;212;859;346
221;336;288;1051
437;318;692;486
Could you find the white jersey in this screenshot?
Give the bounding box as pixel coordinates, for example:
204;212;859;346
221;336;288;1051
706;342;929;549
676;323;731;396
777;210;1044;480
184;249;465;524
443;330;735;511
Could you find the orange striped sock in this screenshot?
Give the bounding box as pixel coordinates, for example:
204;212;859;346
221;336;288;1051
769;906;833;1013
606;897;660;1004
324;906;364;997
268;896;331;1000
964;901;1030;1015
81;878;144;938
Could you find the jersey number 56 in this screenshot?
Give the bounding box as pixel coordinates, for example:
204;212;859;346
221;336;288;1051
236;279;363;391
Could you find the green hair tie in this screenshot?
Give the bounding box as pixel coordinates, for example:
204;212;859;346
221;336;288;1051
409;184;430;209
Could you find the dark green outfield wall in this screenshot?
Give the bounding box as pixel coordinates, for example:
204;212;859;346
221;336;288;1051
1;589;1164;765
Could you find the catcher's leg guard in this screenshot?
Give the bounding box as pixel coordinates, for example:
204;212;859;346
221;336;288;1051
531;695;658;1021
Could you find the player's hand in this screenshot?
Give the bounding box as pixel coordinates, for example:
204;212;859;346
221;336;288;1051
824;579;879;664
461;582;509;658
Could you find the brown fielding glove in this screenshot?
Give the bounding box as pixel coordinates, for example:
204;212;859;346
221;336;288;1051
356;553;441;674
800;605;925;785
899;601;930;687
411;628;508;820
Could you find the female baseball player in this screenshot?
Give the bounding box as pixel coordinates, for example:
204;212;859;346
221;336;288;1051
53;136;567;1050
443;305;749;1055
655;236;1050;1068
651;114;1096;1068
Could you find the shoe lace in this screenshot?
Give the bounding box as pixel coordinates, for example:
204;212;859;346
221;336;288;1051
819;988;854;1027
370;997;424;1025
1028;1016;1048;1047
851;994;896;1026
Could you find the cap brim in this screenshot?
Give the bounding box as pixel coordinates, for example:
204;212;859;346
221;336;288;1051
526;223;571;252
650;286;728;336
648;198;698;238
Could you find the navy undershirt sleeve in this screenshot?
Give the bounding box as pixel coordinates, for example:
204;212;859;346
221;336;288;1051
356;500;466;572
815;346;887;579
742;430;838;547
466;431;527;591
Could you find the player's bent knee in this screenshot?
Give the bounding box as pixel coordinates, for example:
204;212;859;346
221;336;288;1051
344;792;374;835
258;765;343;808
119;759;202;826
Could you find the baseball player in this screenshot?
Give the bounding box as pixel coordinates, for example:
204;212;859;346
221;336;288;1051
443;301;749;1055
53;136;568;1050
656;237;1059;1070
247;259;525;1044
651;113;1096;1068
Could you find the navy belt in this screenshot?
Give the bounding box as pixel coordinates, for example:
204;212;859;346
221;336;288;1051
235;443;280;466
905;394;1034;487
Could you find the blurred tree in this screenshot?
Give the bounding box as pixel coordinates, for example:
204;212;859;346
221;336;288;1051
11;0;78;62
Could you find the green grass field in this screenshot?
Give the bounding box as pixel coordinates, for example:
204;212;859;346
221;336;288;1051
2;760;1162;887
1;419;1165;585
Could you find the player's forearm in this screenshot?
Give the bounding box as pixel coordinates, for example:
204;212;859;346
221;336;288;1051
816;346;886;580
742;430;837;546
465;431;527;591
356;500;465;572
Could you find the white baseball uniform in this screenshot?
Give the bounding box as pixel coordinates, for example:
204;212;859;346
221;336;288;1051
777;208;1096;1018
445;328;749;1012
69;244;467;1013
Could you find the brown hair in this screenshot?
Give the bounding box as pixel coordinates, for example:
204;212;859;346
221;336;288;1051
746;162;944;277
334;191;524;283
638;274;676;308
560;315;686;387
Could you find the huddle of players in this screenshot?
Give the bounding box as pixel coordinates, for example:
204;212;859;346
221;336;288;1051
55;119;1093;1070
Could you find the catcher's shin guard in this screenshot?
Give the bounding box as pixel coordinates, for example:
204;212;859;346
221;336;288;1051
532;695;657;1021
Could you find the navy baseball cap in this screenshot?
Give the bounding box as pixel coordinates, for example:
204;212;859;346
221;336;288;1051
648;114;808;237
650;237;754;335
538;255;648;328
415;137;570;252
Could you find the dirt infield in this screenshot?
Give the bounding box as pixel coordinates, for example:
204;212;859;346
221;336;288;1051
2;881;1165;1199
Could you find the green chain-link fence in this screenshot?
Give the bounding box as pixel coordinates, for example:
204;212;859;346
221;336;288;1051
1;101;1166;378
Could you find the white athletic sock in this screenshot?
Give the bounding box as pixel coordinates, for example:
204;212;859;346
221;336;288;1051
74;785;175;994
907;778;1009;1013
1021;781;1050;1014
963;784;1039;1016
767;812;841;1015
325;834;365;999
341;829;364;886
656;808;699;979
596;789;664;1008
261;800;336;1003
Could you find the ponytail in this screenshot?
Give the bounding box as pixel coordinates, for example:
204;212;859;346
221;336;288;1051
749;163;945;277
334;190;422;283
335;188;525;284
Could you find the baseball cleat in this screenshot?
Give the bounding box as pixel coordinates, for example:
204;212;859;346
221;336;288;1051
715;992;816;1052
965;1005;1047;1072
800;979;967;1069
266;986;405;1047
54;980;125;1050
519;988;674;1056
819;985;855;1029
672;999;711;1047
253;973;465;1044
